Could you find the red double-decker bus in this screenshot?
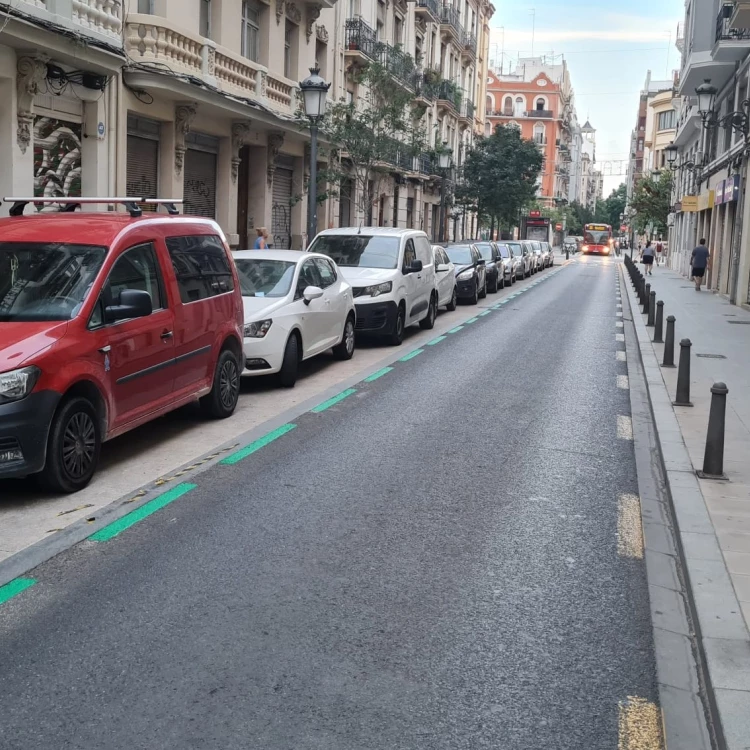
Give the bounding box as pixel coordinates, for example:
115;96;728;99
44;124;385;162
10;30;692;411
582;224;613;255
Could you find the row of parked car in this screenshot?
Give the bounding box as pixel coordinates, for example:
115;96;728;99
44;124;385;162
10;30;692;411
0;200;555;493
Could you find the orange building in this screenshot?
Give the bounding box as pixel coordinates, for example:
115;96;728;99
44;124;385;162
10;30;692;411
485;67;573;207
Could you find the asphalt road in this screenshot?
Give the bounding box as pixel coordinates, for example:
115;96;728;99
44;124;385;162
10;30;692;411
0;257;660;749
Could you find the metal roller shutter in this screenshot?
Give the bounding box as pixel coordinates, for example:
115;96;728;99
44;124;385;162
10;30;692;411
184;149;217;219
271;160;293;249
127;116;160;205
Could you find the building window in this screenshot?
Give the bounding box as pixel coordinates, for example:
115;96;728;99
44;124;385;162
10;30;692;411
137;0;153;11
657;110;676;131
394;15;403;46
200;0;211;38
514;96;525;116
376;0;386;40
285;21;293;78
316;39;327;79
503;96;513;116
348;0;358;17
536;97;545;111
534;123;545;144
242;1;260;62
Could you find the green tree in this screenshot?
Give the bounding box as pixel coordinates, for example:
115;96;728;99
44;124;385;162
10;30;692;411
594;183;627;228
631;171;673;235
460;125;543;233
311;60;426;220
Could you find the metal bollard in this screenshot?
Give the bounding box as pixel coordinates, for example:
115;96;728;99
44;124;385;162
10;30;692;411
662;315;676;367
566;248;569;260
647;291;656;326
698;382;729;480
673;338;694;406
643;283;651;314
654;301;664;342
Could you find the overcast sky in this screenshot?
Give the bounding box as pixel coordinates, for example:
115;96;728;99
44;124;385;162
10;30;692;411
488;0;684;197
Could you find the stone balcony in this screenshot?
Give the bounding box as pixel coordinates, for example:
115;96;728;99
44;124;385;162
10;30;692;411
11;0;123;46
124;15;296;115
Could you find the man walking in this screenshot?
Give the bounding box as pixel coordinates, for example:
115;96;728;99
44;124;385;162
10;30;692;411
691;238;710;291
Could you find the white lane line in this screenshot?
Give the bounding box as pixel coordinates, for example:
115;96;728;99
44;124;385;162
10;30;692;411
616;351;626;361
617;375;629;389
616;312;623;318
616;321;624;328
616;333;625;341
617;415;634;440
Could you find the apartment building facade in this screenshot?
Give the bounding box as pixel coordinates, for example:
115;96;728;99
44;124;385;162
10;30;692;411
485;56;581;209
1;0;494;245
669;0;750;308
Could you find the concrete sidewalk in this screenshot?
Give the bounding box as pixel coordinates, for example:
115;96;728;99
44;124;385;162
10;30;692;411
623;260;750;747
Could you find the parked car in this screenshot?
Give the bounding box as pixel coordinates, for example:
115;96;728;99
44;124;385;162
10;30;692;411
432;245;458;311
529;241;545;272
539;241;554;267
234;250;355;387
473;241;504;292
444;243;486;304
494;242;516;285
308;228;437;346
0;198;244;493
509;241;532;278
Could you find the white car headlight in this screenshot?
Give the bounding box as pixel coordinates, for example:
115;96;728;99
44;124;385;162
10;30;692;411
244;319;273;338
457;269;475;281
0;366;40;404
363;281;392;297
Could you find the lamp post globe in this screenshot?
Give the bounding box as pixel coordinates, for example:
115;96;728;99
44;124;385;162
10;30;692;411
695;80;717;120
299;65;331;244
664;142;678;167
438;141;452;242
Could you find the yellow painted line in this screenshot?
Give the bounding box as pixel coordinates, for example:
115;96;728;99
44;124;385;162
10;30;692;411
617;351;627;362
617;494;644;559
617;375;629;390
618;696;664;749
617;415;634;440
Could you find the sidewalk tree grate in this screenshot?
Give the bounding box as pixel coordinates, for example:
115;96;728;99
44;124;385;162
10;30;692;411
696;354;727;359
727;320;750;324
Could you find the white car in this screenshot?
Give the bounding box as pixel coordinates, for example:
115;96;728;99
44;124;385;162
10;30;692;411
308;227;438;345
234;250;356;387
431;245;457;311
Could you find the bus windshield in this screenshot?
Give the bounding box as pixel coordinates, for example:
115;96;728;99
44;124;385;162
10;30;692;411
584;230;611;246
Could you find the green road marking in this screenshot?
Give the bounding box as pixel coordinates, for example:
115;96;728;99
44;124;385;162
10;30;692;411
364;367;393;382
427;335;447;345
89;483;197;541
0;577;36;606
311;388;357;413
221;423;297;465
399;348;424;362
465;317;478;324
479;310;491;316
447;326;464;333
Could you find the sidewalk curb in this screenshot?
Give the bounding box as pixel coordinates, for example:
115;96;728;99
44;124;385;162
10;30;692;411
620;263;750;750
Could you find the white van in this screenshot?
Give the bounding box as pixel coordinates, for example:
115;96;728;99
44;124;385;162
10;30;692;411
308;228;438;345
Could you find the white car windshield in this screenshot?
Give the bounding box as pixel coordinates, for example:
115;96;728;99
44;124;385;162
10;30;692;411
507;244;523;255
235;259;296;297
496;245;511;258
0;242;106;322
309;235;400;269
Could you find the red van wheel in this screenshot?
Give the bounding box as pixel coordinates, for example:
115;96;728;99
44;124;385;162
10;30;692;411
39;397;101;494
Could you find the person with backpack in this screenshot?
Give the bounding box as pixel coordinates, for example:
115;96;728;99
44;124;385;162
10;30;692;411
655;238;664;266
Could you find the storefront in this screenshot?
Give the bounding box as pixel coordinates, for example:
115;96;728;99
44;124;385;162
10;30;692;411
271;155;294;249
126;115;160;201
184;132;219;219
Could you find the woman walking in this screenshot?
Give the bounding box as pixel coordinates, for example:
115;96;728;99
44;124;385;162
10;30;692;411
642;240;655;275
254;227;270;249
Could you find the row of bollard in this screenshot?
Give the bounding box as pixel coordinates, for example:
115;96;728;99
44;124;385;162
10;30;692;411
622;254;729;480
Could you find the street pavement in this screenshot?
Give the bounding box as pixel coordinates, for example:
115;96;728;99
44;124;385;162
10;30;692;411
0;256;663;749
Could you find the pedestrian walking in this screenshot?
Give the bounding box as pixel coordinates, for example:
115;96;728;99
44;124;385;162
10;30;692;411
642;240;655;275
253;227;270;249
690;238;710;291
655;239;664;266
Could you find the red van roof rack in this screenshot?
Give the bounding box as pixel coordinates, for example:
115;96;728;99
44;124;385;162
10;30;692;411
2;197;183;218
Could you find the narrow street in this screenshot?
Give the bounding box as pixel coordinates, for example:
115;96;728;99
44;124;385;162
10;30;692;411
0;257;661;749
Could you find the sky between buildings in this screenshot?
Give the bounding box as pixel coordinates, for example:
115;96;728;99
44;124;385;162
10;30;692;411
489;0;684;199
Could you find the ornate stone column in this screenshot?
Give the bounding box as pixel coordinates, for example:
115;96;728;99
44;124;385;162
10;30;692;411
16;54;47;155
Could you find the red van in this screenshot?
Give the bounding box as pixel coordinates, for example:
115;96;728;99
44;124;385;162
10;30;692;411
0;199;244;493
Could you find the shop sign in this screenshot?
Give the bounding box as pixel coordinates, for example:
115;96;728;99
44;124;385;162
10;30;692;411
681;195;699;212
697;190;715;211
715;180;726;205
724;174;741;203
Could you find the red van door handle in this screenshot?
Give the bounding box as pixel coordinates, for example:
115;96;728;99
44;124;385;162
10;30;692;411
161;330;174;340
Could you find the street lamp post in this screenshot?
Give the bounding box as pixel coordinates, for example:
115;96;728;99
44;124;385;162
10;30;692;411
437;142;452;243
299;65;331;246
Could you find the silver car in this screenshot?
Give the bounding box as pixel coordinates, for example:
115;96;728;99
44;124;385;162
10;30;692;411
507;241;532;278
539;241;554;267
495;242;516;285
529;241;545;272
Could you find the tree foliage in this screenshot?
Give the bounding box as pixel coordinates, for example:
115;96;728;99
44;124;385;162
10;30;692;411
595;183;627;229
312;61;427;219
631;171;673;235
460;125;543;230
